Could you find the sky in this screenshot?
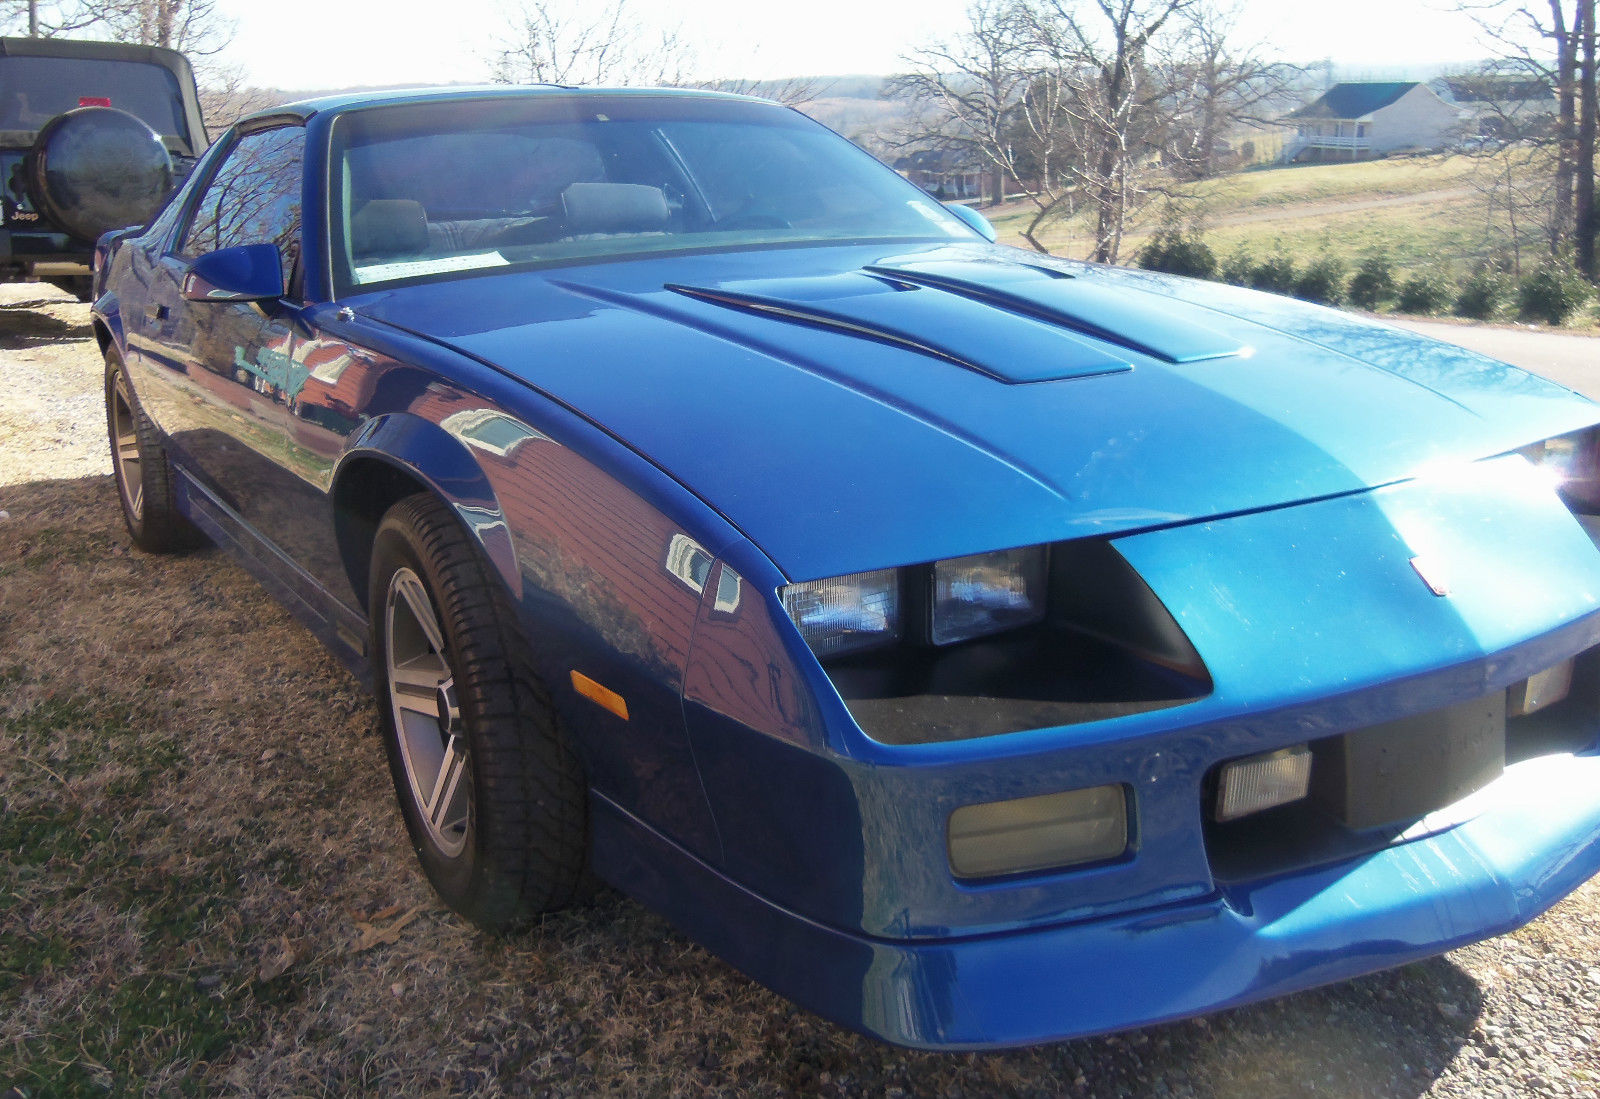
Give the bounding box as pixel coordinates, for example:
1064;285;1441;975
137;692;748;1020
219;0;1501;91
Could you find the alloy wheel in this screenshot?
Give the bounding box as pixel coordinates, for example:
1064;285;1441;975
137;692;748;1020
110;371;143;521
385;566;471;857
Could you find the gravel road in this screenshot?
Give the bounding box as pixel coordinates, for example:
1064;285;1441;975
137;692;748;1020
4;286;1600;1097
1389;317;1600;399
0;284;109;484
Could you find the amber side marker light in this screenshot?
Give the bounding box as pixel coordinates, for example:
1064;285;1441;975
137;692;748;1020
571;671;629;720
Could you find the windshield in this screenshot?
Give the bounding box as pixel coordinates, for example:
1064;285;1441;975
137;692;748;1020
0;56;188;141
328;95;975;294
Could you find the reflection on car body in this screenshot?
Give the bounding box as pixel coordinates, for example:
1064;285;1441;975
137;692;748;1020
92;85;1600;1050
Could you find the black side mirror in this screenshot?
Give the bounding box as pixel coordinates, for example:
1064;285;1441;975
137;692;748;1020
181;243;284;302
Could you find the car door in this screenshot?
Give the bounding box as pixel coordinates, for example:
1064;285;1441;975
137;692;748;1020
133;123;306;528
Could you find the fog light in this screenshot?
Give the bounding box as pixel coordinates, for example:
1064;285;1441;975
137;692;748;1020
947;785;1127;879
1215;745;1312;822
1508;659;1574;717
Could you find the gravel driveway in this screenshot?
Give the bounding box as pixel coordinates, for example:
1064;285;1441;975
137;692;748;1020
3;285;1600;1097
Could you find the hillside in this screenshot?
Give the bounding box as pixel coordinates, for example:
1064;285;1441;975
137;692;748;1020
988;154;1521;277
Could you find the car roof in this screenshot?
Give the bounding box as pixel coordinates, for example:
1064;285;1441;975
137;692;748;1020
237;84;772;128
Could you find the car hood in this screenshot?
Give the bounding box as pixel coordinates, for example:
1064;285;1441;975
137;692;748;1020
353;242;1600;580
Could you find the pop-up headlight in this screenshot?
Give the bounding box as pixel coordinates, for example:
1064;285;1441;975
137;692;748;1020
781;539;1212;745
931;546;1048;645
780;568;901;658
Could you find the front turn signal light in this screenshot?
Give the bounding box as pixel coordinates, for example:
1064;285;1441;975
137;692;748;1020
1215;745;1312;822
947;784;1128;879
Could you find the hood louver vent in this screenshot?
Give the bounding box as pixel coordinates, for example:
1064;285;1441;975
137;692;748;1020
866;261;1249;365
667;275;1134;384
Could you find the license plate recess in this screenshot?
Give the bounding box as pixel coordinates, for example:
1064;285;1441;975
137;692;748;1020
1310;693;1506;830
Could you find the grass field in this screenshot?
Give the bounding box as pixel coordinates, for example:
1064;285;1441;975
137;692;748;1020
986;153;1600;328
988;154;1490;264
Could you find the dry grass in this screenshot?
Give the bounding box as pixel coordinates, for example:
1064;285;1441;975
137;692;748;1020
3;294;1600;1097
987;155;1496;263
989;152;1600;331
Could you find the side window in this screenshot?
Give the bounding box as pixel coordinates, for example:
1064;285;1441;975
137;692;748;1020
179;126;305;291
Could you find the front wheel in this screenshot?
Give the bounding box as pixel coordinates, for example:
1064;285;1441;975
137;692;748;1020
104;350;200;553
370;493;588;930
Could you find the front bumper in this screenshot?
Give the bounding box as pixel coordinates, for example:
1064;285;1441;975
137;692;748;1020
626;456;1600;1048
595;745;1600;1048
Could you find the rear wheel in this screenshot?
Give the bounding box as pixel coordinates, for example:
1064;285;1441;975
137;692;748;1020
104;350;200;553
370;493;588;929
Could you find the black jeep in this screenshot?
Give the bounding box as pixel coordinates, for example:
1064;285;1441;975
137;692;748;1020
0;36;208;299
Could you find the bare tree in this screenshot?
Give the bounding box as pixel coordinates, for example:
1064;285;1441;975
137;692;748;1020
1579;0;1596;275
1158;2;1297;180
489;0;824;109
1463;139;1561;274
198;62;281;133
0;0;99;37
889;2;1045;230
11;0;234;53
490;0;690;87
1029;0;1196;263
891;0;1285;259
1458;0;1598;277
697;74;826;109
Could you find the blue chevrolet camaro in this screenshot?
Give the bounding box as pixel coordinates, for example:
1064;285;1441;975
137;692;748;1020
93;85;1600;1049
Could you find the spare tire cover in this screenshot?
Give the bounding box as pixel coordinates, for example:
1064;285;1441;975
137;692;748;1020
26;106;173;243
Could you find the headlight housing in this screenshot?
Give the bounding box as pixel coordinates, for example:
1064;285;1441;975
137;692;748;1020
777;539;1212;745
779;567;901;658
778;547;1049;659
1521;426;1600;513
931;547;1048;645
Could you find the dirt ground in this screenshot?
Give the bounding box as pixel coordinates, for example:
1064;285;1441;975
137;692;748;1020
4;288;1600;1097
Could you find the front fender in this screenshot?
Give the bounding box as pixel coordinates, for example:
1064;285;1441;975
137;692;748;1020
335;412;522;601
90;265;127;356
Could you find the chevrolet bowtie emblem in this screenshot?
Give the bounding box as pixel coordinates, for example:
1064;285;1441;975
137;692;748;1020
1410;555;1451;597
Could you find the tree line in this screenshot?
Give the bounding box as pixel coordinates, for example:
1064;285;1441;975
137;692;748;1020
2;0;1594;284
890;0;1597;281
0;0;227;55
1452;1;1597;280
887;0;1293;262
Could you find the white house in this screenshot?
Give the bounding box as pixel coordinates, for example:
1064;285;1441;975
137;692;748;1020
1433;76;1556;140
1282;82;1465;162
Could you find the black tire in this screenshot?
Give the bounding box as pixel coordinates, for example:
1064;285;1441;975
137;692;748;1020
104;349;201;553
370;492;588;929
26;106;172;243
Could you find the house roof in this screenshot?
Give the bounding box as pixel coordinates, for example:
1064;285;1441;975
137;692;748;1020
1437;77;1553;104
1286;82;1420;121
894;148;981;174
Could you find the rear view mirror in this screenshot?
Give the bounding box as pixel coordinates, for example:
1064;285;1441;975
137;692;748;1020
181;243;284;302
